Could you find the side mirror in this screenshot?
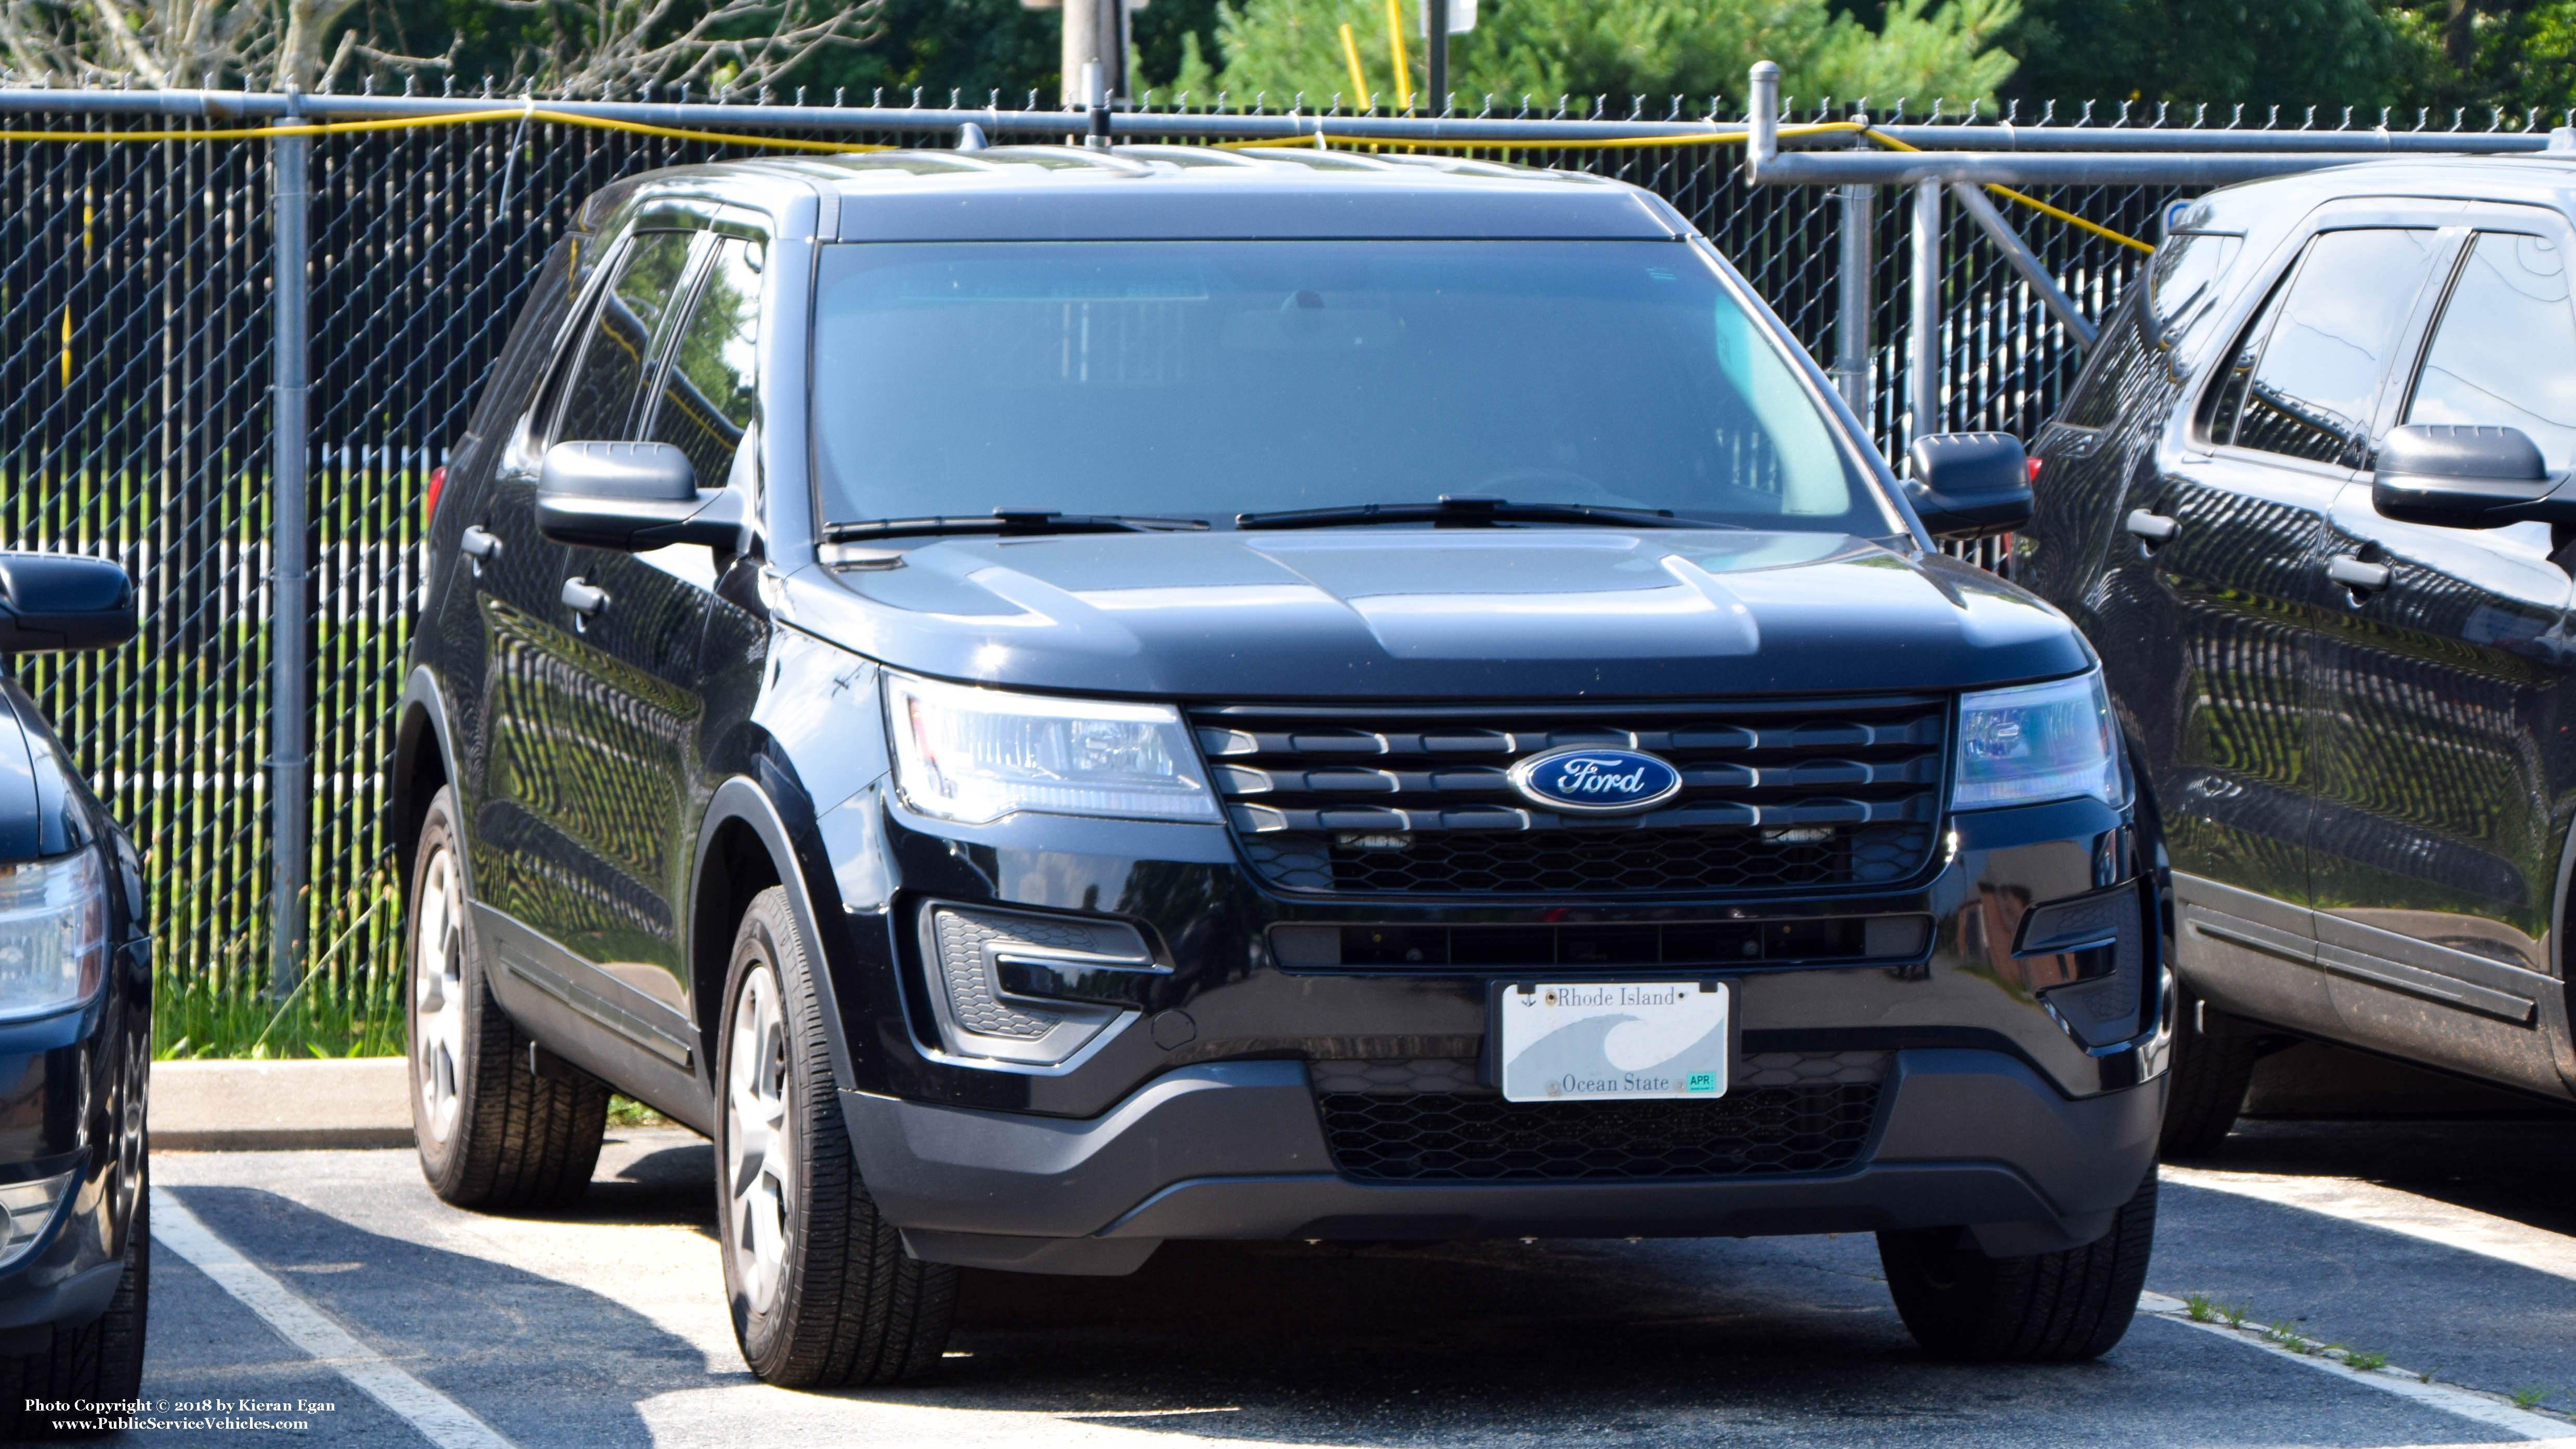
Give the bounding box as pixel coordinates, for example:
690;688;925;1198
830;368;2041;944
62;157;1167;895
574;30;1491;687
2372;424;2567;529
0;554;134;653
1904;431;2034;539
536;441;746;551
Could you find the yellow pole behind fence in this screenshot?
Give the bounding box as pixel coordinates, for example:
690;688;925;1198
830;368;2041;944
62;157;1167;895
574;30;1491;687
1338;23;1369;108
1384;0;1413;111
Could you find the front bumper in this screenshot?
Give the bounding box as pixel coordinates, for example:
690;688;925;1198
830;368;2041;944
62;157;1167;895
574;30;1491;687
848;1047;2163;1275
818;789;2169;1274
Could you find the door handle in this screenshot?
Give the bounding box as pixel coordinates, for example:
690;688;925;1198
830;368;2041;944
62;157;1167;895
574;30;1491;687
561;577;609;630
2326;556;2391;594
2123;509;2180;544
459;525;502;576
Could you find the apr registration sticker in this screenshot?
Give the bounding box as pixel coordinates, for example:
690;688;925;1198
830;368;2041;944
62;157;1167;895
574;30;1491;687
1497;981;1730;1103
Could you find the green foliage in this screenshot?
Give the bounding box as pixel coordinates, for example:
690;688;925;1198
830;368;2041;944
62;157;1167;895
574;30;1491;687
2382;1;2576;118
2343;1348;2390;1372
2183;1291;2218;1322
1189;0;2017;111
1999;0;2398;108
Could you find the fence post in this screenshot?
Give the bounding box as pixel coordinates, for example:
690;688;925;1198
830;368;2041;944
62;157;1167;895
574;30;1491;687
269;92;311;998
1836;181;1874;436
1908;177;1941;451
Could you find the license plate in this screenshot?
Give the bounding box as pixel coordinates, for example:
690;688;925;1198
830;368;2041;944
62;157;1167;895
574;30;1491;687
1496;981;1730;1103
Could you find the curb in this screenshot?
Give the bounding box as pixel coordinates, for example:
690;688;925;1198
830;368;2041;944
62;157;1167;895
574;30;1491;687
150;1058;415;1152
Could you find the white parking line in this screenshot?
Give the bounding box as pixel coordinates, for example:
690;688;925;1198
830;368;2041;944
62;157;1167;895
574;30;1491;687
150;1186;516;1449
2162;1165;2576;1282
2136;1293;2575;1443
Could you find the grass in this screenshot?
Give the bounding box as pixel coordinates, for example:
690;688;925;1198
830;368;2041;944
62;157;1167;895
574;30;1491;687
2184;1292;2219;1323
606;1095;670;1128
2511;1386;2554;1410
2343;1349;2390;1373
152;864;408;1059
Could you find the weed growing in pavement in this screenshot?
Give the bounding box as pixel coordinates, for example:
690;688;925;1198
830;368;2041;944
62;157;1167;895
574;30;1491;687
2184;1293;2218;1323
2264;1320;2303;1348
2421;1363;2443;1385
2343;1349;2390;1373
2512;1386;2553;1410
2223;1301;2252;1329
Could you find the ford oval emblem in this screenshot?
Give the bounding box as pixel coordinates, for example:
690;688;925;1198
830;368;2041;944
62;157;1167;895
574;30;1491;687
1507;746;1685;815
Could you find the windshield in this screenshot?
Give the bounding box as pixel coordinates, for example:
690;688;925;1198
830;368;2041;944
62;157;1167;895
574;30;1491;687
809;240;1891;532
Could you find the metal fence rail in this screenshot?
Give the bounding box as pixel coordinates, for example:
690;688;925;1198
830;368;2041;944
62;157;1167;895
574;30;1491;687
0;87;2531;1053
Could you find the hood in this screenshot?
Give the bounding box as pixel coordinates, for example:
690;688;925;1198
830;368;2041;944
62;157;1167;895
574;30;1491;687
779;529;2092;700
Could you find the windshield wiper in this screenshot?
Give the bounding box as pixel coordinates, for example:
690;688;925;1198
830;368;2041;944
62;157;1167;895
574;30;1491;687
1233;495;1735;532
822;509;1211;543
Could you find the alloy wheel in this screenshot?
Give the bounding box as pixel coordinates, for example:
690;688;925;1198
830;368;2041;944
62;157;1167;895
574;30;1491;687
727;965;794;1316
412;844;467;1146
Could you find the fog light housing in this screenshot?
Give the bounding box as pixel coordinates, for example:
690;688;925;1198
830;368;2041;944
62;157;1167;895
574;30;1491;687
0;1170;75;1270
917;905;1163;1067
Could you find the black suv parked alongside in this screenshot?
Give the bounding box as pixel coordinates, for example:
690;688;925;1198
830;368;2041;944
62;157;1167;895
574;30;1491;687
398;145;2168;1385
0;556;149;1434
2022;155;2576;1151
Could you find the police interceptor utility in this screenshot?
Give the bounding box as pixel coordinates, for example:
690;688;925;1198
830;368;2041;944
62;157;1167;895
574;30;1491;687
393;143;2166;1386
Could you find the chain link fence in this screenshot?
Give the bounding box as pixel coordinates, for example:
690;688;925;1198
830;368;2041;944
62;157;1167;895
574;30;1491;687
0;91;2410;1053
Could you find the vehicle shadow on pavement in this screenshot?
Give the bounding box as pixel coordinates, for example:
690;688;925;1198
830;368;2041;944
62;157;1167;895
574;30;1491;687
2189;1115;2576;1238
848;1235;2442;1446
166;1185;717;1449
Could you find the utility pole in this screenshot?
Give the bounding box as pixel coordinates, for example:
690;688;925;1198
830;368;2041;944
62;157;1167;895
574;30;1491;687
1425;0;1448;114
1031;0;1137;108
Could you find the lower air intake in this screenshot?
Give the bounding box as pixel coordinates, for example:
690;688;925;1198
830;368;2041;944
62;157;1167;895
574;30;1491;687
1311;1053;1886;1182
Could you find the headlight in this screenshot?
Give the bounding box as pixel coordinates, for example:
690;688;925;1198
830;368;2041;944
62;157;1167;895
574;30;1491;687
886;673;1220;825
1954;671;2124;810
0;851;106;1020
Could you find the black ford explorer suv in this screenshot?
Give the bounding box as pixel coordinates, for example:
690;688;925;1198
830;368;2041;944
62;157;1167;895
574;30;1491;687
2023;154;2576;1154
395;144;2168;1386
0;556;149;1435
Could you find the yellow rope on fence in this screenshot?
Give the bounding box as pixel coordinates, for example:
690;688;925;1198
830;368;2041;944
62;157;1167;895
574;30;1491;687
1858;127;2157;254
0;106;892;152
0;106;2160;250
1223;117;2158;253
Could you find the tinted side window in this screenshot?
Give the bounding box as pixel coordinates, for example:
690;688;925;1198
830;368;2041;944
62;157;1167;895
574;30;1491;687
555;230;697;443
2212;228;2440;467
645;237;764;487
2405;231;2576;472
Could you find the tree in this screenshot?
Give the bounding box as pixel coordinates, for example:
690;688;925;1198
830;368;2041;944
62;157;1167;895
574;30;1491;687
0;0;884;93
1189;0;2018;112
1996;0;2400;110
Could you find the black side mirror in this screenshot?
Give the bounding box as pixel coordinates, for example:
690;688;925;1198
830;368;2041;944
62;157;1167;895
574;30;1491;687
2372;424;2569;529
536;441;747;551
0;554;134;653
1904;432;2034;539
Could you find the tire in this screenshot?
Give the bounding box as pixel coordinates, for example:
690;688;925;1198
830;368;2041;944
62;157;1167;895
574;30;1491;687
408;786;607;1211
716;886;955;1387
0;1182;149;1437
2158;985;2263;1159
1878;1171;2158;1363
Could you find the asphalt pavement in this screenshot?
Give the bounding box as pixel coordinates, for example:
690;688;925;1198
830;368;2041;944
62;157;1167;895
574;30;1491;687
102;1109;2576;1448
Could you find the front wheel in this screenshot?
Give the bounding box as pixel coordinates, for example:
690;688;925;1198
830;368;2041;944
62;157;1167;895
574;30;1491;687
717;887;954;1387
1878;1173;2157;1363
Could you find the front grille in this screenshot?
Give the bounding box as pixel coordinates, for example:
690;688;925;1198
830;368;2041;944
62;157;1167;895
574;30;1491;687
1196;699;1946;897
1311;1052;1887;1181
